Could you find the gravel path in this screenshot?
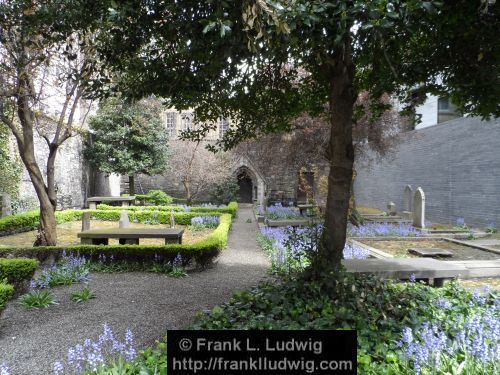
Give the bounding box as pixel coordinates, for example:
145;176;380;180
0;206;270;374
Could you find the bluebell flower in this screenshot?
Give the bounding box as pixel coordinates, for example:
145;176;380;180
53;361;63;375
0;363;9;375
409;273;416;282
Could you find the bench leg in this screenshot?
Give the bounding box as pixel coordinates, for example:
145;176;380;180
92;238;109;245
89;202;97;210
119;238;139;245
433;278;446;287
122;201;130;207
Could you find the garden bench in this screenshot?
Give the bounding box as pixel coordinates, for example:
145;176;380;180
77;228;184;245
342;258;470;287
87;196;136;209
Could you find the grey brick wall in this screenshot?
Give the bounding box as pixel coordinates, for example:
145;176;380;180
354;117;500;227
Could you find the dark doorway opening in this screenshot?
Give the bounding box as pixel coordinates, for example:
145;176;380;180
237;171;253;203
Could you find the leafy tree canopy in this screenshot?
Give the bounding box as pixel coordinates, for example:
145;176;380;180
85;97;169;177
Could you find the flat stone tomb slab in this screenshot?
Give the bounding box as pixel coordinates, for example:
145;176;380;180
408;247;454;258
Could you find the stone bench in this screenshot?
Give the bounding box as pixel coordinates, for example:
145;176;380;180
87;196;136;209
78;228;184;245
342;258;470;287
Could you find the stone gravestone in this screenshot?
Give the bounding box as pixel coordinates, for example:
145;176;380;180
402;185;413;220
413;187;426;228
170;210;175;228
387;202;397;216
0;193;12;217
119;211;130;229
403;185;413;211
81;211;91;231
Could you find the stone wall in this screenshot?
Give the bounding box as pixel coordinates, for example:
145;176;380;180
18;133;88;210
354;117;500;227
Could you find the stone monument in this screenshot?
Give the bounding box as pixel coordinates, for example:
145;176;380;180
119;211;130;229
413;187;425;228
0;193;11;217
81;211;91;231
387;202;397;216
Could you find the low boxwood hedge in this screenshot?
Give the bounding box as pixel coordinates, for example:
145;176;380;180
0;209;232;236
0;282;14;311
0;214;233;268
96;201;239;217
0;258;39;284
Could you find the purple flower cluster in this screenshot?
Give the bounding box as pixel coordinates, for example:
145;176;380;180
172;253;183;268
265;203;301;220
348;222;422;237
343;243;370;259
399;303;500;374
0;363;9;375
30;252;90;289
399;323;448;373
456;217;467;227
190;215;220;229
259;225;370;271
59;323;137;374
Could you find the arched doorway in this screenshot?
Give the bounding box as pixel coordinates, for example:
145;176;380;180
236;168;253;203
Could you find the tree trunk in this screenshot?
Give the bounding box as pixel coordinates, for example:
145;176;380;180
184;181;192;206
313;39;357;275
129;175;135;196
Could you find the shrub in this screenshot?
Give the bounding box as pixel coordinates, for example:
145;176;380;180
0;258;39;284
192;273;499;374
19;290;58;309
209;176;239;205
142;189;174;205
0;282;14;310
0;214;233;269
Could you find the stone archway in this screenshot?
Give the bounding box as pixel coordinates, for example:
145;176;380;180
236;168;254;203
232;157;266;206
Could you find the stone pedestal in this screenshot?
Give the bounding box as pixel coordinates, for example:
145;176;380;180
387;202;397;216
89;202;97;210
0;193;11;217
119;211;130;229
170;210;175;228
82;212;91;231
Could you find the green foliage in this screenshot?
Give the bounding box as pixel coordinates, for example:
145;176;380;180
84;341;167;375
193;273;498;373
0;214;233;268
0;258;39;284
0;208;232;234
84;97;169;177
140;190;174;205
71;287;95;302
209;176;239;205
96;202;239;217
0;282;14;310
19;290;58;309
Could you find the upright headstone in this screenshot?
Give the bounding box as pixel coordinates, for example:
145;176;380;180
403;185;413;212
170;210;175;228
413;187;426;228
0;193;12;217
387;202;397;216
82;211;91;231
119;211;130;229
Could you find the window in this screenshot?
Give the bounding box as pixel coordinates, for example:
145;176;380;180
219;117;230;139
438;97;449;111
181;112;193;131
166;112;177;138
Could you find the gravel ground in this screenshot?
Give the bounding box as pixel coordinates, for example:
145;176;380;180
0;206;270;374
